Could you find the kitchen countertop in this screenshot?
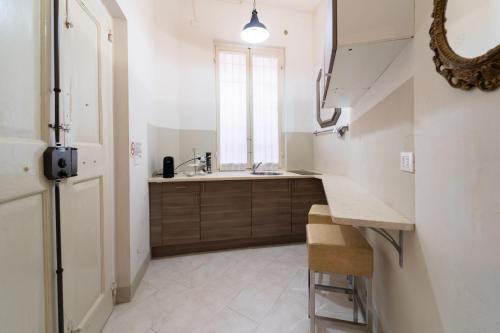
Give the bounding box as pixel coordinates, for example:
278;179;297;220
149;171;318;182
319;175;415;231
149;171;415;232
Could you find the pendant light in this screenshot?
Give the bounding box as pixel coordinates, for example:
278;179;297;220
241;0;269;44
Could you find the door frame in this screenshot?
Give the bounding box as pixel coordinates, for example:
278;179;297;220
99;0;132;305
46;0;128;330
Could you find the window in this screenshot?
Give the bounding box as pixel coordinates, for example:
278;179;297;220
216;45;284;171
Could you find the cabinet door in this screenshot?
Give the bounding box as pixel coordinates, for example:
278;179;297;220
252;180;291;237
201;181;251;241
162;182;201;245
291;179;327;234
149;183;163;247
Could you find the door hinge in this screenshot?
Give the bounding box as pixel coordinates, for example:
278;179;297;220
48;123;71;133
108;30;113;42
68;322;81;333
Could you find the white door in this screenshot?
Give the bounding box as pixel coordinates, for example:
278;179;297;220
59;0;114;332
0;0;54;332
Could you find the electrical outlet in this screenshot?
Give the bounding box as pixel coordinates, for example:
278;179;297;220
400;152;414;173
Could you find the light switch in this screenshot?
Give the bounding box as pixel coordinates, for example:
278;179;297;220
400;152;414;173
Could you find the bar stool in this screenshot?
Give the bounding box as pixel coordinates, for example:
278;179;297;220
308;205;335;287
307;223;374;332
308;204;334;224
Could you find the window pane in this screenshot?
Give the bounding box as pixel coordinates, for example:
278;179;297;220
252;55;279;169
218;51;248;170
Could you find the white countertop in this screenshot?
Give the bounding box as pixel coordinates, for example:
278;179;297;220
149;171;415;232
319;175;415;231
149;171;317;182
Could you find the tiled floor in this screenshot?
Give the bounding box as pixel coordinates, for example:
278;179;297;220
103;244;365;333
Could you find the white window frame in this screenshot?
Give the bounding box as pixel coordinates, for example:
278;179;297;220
215;42;285;171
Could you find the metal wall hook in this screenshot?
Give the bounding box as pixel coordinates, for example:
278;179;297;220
337;125;349;137
313;125;349;137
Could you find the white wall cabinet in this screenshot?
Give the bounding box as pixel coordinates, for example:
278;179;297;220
322;0;414;108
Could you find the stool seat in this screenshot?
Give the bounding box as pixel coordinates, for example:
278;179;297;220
307;224;373;278
308;204;334;224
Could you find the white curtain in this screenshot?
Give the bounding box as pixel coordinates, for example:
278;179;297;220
252;55;279;170
218;51;248;171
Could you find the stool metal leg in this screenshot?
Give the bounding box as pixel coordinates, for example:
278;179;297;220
308;270;311;319
366;278;373;333
353;277;359;323
348;275;354;302
309;270;316;333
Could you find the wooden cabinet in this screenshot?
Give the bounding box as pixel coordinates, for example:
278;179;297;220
291;179;328;234
252;180;291;237
161;182;200;245
149;183;163;247
321;0;414;108
201;181;251;241
149;177;327;257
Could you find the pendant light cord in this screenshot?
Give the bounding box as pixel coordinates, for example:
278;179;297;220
253;0;256;10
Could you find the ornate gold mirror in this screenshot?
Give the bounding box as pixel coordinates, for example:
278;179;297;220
430;0;500;91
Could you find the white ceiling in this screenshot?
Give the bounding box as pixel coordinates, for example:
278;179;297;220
217;0;322;13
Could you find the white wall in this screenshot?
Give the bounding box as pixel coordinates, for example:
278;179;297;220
176;0;315;133
313;0;500;332
145;0;318;169
114;0;181;292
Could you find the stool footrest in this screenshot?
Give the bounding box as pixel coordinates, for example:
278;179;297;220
315;315;367;328
315;284;353;295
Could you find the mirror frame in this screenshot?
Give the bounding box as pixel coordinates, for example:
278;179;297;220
429;0;500;91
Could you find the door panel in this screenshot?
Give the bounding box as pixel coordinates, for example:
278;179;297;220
252;180;291;237
61;178;103;326
292;179;328;234
162;190;200;245
60;0;114;332
64;0;101;144
0;0;43;140
201;181;251;241
149;183;162;247
0;195;46;333
0;0;53;332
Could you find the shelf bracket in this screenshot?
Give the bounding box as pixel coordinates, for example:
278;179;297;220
368;228;404;267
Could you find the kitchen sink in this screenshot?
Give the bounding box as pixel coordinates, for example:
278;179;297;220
250;171;283;176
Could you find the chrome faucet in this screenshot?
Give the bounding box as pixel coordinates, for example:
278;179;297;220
252;162;262;173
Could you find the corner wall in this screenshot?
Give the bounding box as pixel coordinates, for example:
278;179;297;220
113;0;181;302
313;0;500;332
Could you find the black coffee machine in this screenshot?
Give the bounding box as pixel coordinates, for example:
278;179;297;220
163;156;174;178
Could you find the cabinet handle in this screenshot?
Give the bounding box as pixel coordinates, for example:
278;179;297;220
175;186;188;189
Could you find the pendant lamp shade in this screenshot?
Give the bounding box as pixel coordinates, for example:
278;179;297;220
241;6;269;44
